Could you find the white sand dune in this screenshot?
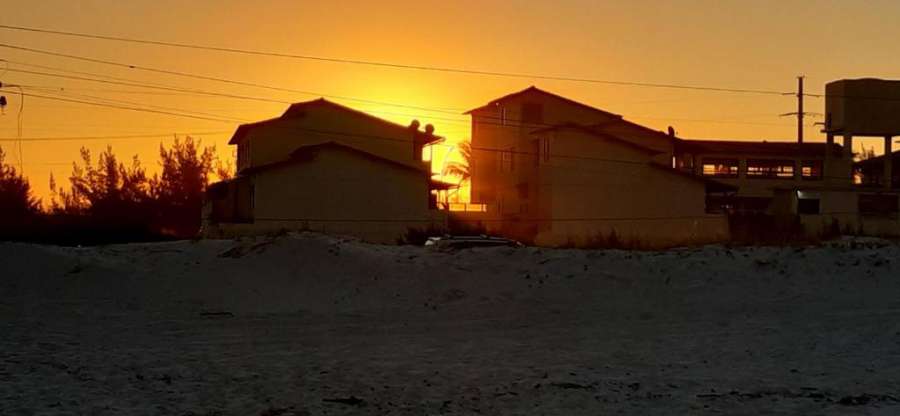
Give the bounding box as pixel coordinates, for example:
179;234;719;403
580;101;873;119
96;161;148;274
1;233;899;415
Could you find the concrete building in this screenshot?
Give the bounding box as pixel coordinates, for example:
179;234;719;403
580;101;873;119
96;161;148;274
673;139;850;213
820;79;900;236
663;78;900;238
464;87;730;247
203;99;448;243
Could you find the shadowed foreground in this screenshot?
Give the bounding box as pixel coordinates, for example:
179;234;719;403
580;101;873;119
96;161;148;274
2;233;899;415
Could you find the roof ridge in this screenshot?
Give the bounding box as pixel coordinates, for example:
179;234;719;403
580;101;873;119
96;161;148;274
464;86;622;118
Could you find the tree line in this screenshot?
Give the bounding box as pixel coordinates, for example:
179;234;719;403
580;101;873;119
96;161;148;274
0;137;231;245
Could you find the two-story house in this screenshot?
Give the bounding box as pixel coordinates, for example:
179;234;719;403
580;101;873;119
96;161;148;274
203;98;448;243
464;86;731;247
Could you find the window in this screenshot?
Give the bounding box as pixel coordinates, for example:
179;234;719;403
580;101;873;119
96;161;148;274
746;159;794;179
539;138;551;163
237;141;251;170
500;148;515;172
801;160;823;180
500;106;508;126
859;194;899;217
521;102;544;124
701;158;739;177
798;198;820;214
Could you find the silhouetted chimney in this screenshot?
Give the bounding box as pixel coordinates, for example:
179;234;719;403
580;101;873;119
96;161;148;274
667;126;676;138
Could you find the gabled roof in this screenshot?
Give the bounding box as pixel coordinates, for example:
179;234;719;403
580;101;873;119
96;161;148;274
242;141;428;175
464;86;622;119
529;123;663;155
676;139;843;158
228;98;442;145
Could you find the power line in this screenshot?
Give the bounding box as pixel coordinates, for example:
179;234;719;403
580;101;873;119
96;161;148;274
4;67;467;122
3;90;243;123
3;68;295;106
0;131;229;142
0;24;790;95
3;68;795;134
2;54;802;131
0;45;466;113
46;89;251;122
25;86;217;96
0;82;805;165
2;58;802;131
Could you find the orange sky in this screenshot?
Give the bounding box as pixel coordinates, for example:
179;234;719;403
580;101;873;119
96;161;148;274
3;0;900;202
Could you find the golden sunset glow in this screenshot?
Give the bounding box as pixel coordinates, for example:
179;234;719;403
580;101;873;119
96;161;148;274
4;0;900;204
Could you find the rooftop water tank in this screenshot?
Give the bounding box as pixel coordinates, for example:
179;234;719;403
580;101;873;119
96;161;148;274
825;78;900;136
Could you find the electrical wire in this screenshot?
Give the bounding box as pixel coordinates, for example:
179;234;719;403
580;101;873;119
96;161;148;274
0;25;790;95
3;67;797;131
0;131;229;142
5;90;243;123
0;47;465;113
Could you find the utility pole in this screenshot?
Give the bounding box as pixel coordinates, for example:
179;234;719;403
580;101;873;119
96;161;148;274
797;76;803;144
781;75;808;144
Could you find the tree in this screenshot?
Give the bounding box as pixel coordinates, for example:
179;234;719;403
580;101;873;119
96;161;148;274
51;146;152;218
45;138;225;241
0;146;40;226
443;140;473;183
150;137;217;236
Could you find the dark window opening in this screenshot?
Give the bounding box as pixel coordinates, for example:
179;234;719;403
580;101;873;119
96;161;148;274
798;198;820;215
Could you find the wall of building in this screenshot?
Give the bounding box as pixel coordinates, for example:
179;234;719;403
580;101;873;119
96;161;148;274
466;128;728;247
797;190;900;237
536;132;726;247
205;148;444;244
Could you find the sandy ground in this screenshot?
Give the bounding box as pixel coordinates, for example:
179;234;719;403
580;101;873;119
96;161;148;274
2;233;900;415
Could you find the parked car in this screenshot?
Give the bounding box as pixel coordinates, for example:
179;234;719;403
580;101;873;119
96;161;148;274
424;234;523;250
